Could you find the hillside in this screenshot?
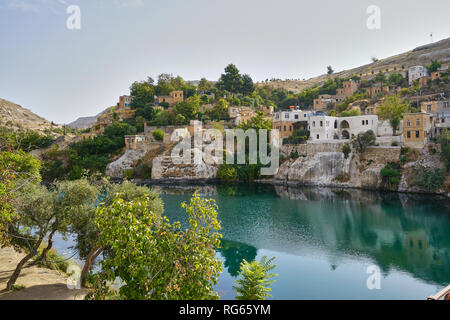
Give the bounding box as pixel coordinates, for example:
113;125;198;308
0;98;60;133
259;37;450;93
68;114;100;130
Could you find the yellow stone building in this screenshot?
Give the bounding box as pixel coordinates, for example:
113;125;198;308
403;113;433;148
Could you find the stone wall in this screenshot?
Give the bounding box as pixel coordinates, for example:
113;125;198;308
281;141;348;157
360;146;401;164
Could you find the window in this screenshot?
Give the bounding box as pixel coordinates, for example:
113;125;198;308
320;121;323;127
407;120;411;127
366;120;369;125
295;114;299;119
407;131;411;138
313;121;316;127
284;126;286;132
285;113;289;119
416;119;420;126
416;131;420;138
427;105;431;113
316;134;320;139
362;120;365;125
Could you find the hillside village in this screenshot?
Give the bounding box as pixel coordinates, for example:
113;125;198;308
2;39;450;195
67;54;448;196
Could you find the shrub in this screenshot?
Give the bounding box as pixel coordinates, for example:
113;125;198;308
152;129;164;142
391;141;399;147
414;162;444;191
342;143;351;159
380;162;402;188
283;129;309;145
334;173;350;182
217;164;238;181
290;150;299;159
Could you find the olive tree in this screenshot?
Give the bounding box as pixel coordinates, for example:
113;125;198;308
72;181;164;287
6;178;99;290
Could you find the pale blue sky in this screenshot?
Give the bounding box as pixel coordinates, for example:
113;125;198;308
1;0;449;124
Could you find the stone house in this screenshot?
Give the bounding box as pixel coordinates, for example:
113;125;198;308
117;95;132;110
155;90;184;107
403;113;433;148
309;115;378;141
408;65;428;84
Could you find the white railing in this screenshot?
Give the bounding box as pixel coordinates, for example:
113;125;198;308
427;284;450;300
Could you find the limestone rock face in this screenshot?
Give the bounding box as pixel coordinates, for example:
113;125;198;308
106;149;147;178
273;146;409;190
152;148;217;180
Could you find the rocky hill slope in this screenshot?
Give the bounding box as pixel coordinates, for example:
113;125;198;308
0;98;60;133
67;114;99;130
259;37;450;93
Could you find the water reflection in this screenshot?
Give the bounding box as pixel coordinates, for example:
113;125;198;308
159;183;450;289
218;239;258;277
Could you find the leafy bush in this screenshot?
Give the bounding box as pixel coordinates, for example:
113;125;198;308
414;162;444;191
88;194;223;300
283;130;309;145
217;164;238;181
438;129;450;170
380;162;402;188
342;143;351;159
152;129;164;142
340;109;360;117
290;150;299;159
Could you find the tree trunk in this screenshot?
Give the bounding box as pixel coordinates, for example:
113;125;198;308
80;246;106;288
41;228;57;260
7;235;44;290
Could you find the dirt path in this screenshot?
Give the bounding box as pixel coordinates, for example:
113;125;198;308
0;247;87;300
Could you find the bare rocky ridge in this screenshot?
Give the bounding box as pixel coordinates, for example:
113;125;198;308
67;115;99;130
0;98;60;133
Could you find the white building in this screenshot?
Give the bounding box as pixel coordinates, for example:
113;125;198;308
309;115;378;141
408;65;428;84
273;109;314;122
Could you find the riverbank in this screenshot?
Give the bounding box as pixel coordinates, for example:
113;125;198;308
135;178;450;198
0;247;87;300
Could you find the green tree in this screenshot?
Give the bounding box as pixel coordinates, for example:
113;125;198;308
0;151;42;245
217;64;244;94
237;112;272;131
374;71;387;84
152;129;164;142
88;193;223;300
211;99;229;120
327;66;334;75
427;60;442;73
241;74;255;95
174;95;200;121
72;181;164;288
352;130;376;154
198;78;212;91
377;94;410;135
388;72;404;86
233;256;277;300
130;79;155;109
